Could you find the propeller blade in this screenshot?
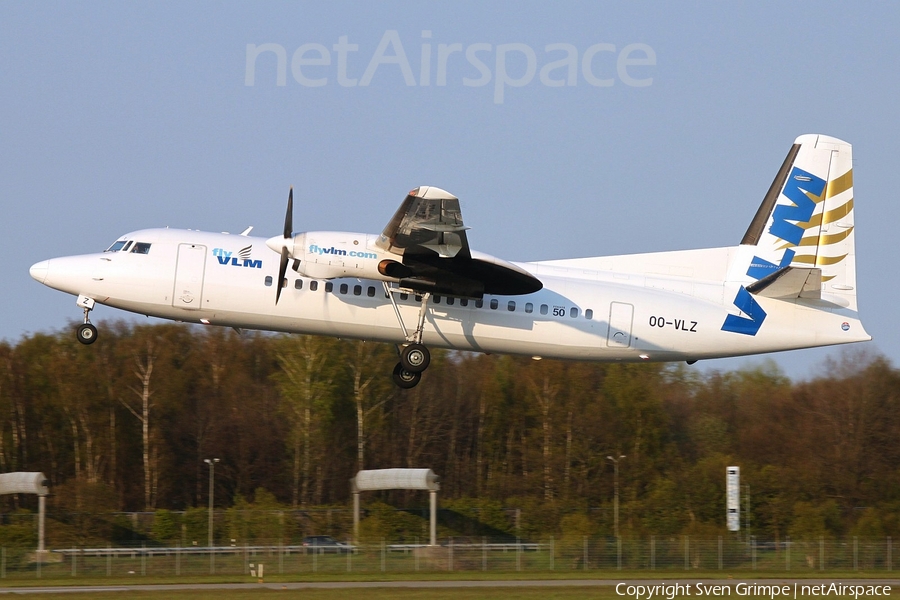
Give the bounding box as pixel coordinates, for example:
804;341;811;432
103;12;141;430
283;186;293;240
274;186;294;304
276;246;289;304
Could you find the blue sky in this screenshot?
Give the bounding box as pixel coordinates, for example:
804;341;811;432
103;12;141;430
2;2;897;379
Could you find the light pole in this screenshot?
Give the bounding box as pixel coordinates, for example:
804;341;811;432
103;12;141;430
606;455;625;538
203;458;219;572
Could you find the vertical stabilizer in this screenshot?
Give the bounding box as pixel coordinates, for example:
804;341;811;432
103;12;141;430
730;135;859;311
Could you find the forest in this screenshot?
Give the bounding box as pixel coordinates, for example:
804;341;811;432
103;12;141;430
0;321;898;545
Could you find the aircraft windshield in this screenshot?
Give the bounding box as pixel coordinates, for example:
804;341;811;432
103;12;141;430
105;240;128;252
104;239;151;254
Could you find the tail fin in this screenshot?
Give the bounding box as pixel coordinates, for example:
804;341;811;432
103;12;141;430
730;134;859;310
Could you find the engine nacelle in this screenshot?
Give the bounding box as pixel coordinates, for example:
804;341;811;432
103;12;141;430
276;230;541;298
289;232;398;282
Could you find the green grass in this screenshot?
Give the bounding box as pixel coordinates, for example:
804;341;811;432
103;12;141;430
8;587;900;600
0;569;897;587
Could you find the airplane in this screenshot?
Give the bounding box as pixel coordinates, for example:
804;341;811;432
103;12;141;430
30;134;870;388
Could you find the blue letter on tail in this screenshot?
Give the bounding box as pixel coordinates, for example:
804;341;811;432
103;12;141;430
721;287;767;336
747;248;795;281
767;167;826;246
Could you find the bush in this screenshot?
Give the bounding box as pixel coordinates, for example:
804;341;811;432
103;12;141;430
182;507;208;547
151;509;180;545
226;489;287;545
0;510;38;569
358;501;441;543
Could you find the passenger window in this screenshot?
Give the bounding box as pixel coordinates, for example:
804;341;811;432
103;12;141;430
525;302;533;314
340;283;349;294
475;299;483;308
585;309;593;320
310;281;319;292
400;293;409;301
490;299;498;310
446;297;454;306
325;282;333;293
131;242;152;254
570;307;579;318
367;286;376;297
460;298;469;307
507;301;516;312
265;276;273;287
281;278;288;288
294;279;303;290
433;295;441;304
540;304;549;315
353;285;362;296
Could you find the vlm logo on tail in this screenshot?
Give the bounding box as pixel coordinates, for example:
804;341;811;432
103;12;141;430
746;167;827;281
722;287;767;336
723;158;829;336
212;246;262;268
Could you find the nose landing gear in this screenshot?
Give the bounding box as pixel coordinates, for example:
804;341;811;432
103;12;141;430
75;295;98;345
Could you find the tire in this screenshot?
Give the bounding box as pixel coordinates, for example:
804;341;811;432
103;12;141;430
392;363;421;389
76;323;98;345
400;343;430;373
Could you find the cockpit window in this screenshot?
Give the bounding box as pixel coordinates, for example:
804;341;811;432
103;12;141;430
131;242;152;254
122;241;134;252
105;240;128;252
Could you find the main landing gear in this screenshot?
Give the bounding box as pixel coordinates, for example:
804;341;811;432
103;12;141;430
75;295;98;345
385;284;432;389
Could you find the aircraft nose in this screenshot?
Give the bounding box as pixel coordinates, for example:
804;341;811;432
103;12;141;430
30;260;49;284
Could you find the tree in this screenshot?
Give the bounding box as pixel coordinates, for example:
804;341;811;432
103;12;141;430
274;335;338;507
119;334;159;510
526;362;562;501
346;340;394;473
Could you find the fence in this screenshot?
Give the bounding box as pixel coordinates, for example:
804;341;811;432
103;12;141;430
0;536;892;580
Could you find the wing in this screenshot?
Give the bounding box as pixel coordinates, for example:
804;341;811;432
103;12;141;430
376;186;471;258
376;186;542;297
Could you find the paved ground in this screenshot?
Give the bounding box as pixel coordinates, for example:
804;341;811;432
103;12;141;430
0;578;897;594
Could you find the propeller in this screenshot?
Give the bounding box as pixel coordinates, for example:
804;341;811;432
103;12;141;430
275;187;293;304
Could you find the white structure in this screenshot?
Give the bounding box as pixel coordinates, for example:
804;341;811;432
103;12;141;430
351;469;440;545
726;466;740;532
0;472;50;557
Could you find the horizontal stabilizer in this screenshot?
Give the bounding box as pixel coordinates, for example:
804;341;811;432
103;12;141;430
746;266;821;300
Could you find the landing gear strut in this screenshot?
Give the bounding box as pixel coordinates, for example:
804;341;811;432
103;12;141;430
384;284;433;388
76;295;98;345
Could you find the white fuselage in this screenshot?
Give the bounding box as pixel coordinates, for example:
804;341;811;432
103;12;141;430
30;227;870;363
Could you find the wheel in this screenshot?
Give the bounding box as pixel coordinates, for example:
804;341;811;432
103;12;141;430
400;343;430;373
392;363;421;389
76;323;98;345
